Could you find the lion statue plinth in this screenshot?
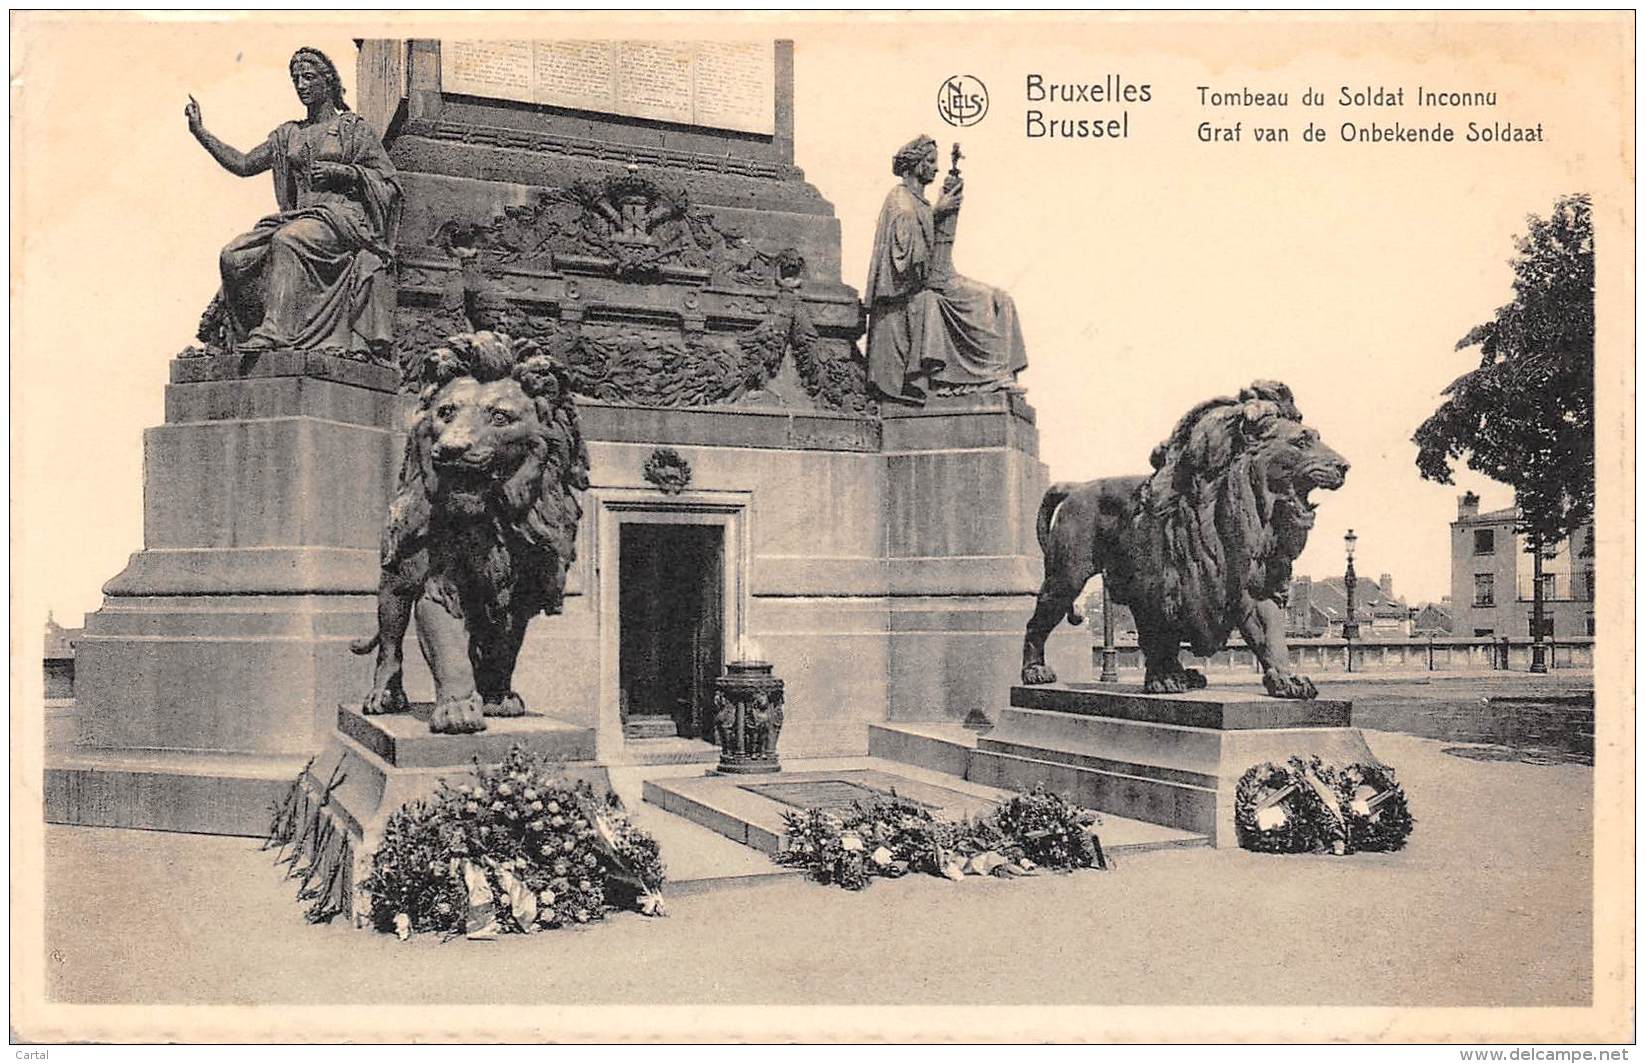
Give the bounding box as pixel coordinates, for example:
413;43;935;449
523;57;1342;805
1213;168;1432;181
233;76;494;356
1021;381;1348;700
352;331;589;734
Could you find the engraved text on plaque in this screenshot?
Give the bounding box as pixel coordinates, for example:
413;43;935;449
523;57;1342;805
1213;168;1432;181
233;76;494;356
441;39;776;135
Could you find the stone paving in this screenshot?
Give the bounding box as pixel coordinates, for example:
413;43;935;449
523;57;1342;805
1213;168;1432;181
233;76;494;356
43;729;1592;1008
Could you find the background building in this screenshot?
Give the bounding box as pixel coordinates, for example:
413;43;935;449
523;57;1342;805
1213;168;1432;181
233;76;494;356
43;614;79;702
1409;600;1455;636
1450;492;1595;638
1287;573;1413;638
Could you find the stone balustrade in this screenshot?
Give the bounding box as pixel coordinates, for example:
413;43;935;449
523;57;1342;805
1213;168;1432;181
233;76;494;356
1092;635;1595;675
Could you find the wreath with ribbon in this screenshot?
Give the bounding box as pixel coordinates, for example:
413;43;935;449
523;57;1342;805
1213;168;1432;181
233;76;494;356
1337;761;1415;852
1235;756;1412;855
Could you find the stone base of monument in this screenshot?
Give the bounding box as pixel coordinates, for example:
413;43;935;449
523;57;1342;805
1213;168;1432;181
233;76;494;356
282;703;605;922
960;684;1379;848
45;747;314;837
51;355;405;837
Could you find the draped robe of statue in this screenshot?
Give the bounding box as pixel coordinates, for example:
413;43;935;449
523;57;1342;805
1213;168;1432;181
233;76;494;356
214;110;404;356
864;184;1028;401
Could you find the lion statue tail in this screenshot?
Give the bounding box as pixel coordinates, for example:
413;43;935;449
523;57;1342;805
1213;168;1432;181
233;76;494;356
350;632;380;655
1036;483;1077;552
1038;482;1090;627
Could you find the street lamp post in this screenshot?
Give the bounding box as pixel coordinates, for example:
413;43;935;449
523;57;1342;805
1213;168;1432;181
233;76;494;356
1098;578;1119;683
1529;533;1549;674
1343;529;1359;674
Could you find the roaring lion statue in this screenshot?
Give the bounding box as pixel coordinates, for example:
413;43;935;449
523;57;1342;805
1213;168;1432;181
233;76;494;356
1020;382;1348;699
353;331;590;734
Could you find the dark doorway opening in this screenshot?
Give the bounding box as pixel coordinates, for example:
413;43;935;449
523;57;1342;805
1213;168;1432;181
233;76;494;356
619;524;724;741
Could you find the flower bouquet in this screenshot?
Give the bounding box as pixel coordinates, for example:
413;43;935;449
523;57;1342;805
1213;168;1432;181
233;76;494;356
774;785;1107;890
360;744;666;939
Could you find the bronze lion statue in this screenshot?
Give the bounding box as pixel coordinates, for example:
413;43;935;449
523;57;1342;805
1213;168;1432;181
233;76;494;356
352;332;590;733
1020;382;1348;699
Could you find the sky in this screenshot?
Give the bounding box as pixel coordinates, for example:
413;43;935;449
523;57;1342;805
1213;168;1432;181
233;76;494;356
13;13;1630;630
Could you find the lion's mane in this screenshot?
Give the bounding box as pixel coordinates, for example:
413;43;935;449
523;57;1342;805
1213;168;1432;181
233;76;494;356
381;331;590;620
1126;381;1308;655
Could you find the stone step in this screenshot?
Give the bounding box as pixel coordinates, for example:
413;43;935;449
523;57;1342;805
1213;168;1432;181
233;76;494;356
46;747;309;837
1012;683;1352;729
969;745;1218;840
623;715;684;741
871;684;1380;849
337;703;595;769
866;721;977;778
612;737;721;767
871;719;1224;836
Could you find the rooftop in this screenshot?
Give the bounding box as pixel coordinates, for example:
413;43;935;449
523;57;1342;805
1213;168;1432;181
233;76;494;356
1455;505;1519;526
1292;575;1410;621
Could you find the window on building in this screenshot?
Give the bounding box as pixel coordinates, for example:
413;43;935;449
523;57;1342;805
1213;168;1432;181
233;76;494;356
1527;615;1554;638
1473;573;1495;607
1540;573;1559;601
1473;530;1496;555
1584;569;1596;602
1586;616;1596;636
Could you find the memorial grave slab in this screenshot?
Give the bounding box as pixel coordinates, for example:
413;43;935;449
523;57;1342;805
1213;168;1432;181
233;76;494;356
643;763;1207;855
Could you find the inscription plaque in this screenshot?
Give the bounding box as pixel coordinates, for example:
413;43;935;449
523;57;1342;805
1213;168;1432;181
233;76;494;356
441;39;776;134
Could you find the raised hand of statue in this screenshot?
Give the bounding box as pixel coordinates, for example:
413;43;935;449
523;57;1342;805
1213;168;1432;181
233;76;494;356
935;176;965;216
184;95;204;138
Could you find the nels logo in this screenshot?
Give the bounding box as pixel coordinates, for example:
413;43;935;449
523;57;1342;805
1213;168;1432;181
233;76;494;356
937;74;989;128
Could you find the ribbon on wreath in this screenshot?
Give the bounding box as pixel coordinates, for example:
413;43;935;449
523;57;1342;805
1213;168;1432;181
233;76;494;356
461;859;498;940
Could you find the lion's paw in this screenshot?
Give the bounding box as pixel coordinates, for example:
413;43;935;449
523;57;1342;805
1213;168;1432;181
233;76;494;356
1021;663;1058;686
429;693;487;734
1263;671;1318;700
483;691;527;717
1144;674;1187;694
1182;668;1208;690
362;681;408;716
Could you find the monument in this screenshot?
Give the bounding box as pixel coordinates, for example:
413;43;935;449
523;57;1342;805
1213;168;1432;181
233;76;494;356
48;40;1069;847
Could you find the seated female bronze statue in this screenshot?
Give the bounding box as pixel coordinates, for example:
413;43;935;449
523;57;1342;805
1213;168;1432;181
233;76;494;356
187;48;402;360
864;135;1028;403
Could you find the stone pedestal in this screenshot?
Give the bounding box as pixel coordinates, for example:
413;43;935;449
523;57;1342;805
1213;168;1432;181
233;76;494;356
48;354;405;835
969;684;1379;848
880;391;1071;730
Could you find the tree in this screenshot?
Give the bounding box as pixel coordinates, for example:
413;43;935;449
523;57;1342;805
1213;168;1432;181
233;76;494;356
1412;194;1594;668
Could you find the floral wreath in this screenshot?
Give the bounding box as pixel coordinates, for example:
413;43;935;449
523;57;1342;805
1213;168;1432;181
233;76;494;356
1235;756;1414;855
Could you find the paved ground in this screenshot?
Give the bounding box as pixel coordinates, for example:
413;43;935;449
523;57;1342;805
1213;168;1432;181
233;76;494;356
43;729;1591;1008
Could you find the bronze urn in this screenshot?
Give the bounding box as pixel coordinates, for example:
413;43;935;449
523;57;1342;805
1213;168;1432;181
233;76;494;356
712;660;784;774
